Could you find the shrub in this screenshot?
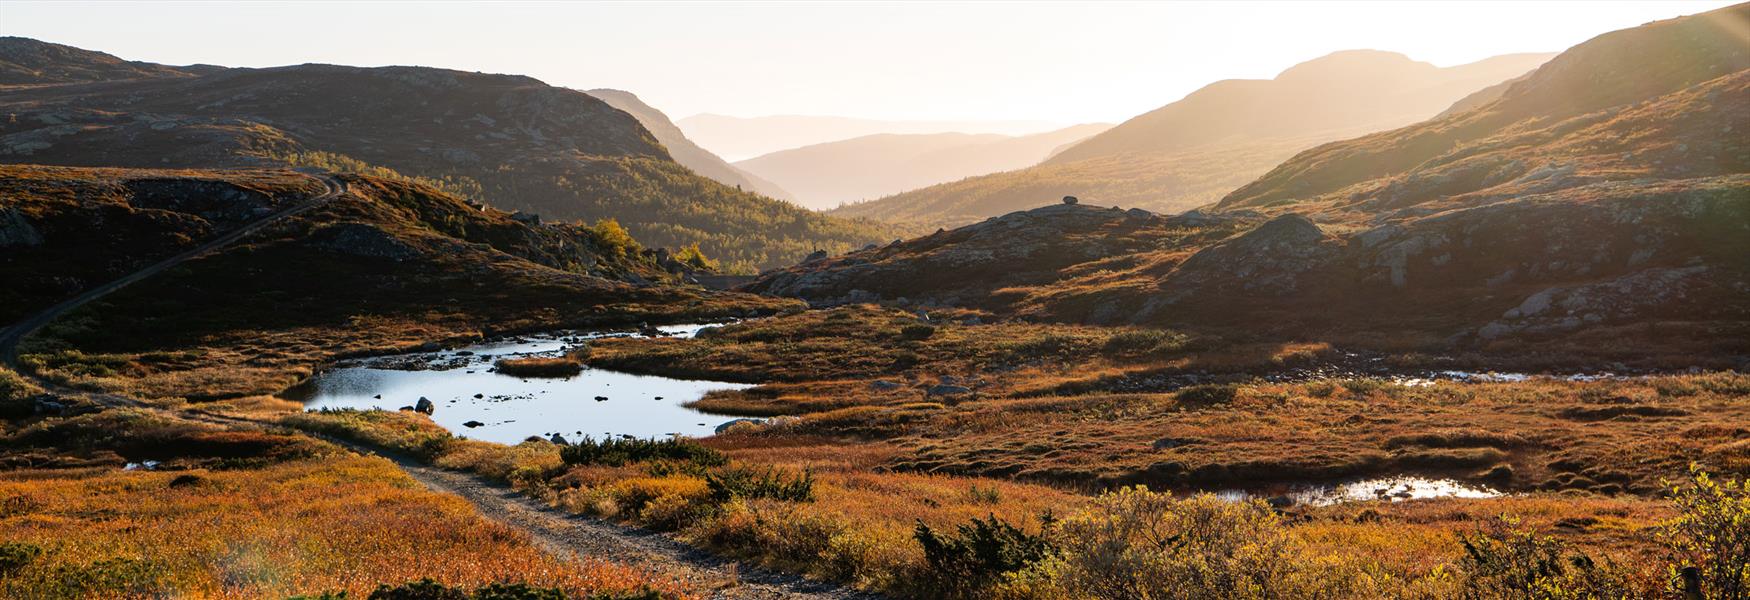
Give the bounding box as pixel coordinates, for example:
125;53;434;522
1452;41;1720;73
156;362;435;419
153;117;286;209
899;324;937;341
0;541;42;576
1457;517;1637;599
706;466;815;503
559;437;726;468
0;367;43;417
1175;383;1238;407
590;218;642;258
915;515;1056;598
674;243;719;272
1053;487;1337;600
1659;465;1750;600
1101;330;1189;356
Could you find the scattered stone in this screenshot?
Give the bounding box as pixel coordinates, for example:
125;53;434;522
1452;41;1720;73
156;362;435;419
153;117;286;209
548;433;570;445
462;420;485;428
927;384;972;398
594;396;608;402
868;380;902;391
1061;195;1079;205
168;474;203;488
414;397;435;414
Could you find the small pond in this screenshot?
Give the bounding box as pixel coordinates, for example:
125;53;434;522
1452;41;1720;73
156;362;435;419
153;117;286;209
1217;475;1503;507
286;324;754;445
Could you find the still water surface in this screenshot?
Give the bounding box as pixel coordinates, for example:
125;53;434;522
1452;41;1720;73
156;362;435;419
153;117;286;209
289;325;753;444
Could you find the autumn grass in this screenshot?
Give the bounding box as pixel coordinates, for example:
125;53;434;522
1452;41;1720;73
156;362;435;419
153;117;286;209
495;355;586;378
0;454;686;599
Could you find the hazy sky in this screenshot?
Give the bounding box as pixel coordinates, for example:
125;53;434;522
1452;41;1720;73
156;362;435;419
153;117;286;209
2;1;1736;124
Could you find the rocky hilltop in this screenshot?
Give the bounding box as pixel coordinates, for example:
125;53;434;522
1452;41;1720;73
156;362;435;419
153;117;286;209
0;37;197;84
0;40;903;271
753;7;1750;364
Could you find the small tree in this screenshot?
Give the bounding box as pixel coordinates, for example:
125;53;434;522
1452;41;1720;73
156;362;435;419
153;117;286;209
674;243;719;271
590;218;641;258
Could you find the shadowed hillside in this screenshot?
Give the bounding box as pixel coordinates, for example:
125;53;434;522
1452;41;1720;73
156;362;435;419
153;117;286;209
0;41;907;272
734;124;1110;209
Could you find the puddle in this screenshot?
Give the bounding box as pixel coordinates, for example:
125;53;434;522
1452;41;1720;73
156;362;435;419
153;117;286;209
1216;475;1503;507
286;325;754;444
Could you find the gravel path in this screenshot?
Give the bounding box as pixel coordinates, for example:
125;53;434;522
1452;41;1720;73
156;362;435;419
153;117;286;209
373;447;883;600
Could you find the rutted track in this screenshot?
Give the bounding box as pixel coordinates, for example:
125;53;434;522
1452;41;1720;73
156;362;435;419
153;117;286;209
0;173;346;368
0;172;879;599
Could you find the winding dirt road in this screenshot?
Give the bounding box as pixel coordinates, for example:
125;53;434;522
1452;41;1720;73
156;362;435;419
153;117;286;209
0;171;878;600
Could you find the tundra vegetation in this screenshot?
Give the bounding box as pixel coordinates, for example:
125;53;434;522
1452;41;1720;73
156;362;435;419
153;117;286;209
2;5;1748;599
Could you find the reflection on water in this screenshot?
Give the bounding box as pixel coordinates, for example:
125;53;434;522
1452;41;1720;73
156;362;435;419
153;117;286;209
288;325;752;444
1217;476;1503;507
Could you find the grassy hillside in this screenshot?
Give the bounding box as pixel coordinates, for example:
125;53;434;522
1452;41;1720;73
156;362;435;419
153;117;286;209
829;138;1315;226
0;47;905;272
734;124;1110;209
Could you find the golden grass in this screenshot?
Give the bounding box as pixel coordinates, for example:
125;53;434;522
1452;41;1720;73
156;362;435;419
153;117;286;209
0;455;687;599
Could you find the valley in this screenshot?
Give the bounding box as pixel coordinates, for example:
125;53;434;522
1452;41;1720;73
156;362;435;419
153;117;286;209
1;2;1746;600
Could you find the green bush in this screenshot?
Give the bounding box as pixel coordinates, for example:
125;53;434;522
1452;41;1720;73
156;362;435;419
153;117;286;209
1659;465;1750;600
1101;329;1190;356
1053;488;1344;600
1175;383;1238;406
1457;517;1635;599
0;541;42;576
915;514;1056;598
0;367;43;418
559;437;726;468
706;466;815;503
899;324;937;341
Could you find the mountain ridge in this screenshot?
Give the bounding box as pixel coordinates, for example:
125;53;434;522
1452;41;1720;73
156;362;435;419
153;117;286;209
733;123;1110;209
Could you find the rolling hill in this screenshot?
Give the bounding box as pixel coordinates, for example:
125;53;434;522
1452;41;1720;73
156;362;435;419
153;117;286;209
0;36;198;84
0;38;905;272
832;51;1553;227
732;124;1110;209
752;5;1750;361
584;88;794;202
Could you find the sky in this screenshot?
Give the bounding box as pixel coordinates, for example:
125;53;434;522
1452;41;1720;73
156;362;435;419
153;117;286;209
1;1;1737;125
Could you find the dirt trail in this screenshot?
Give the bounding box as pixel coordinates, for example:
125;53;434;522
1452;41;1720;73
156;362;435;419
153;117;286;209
0;172;881;599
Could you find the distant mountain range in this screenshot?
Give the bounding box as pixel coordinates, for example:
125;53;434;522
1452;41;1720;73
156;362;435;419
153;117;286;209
751;3;1749;359
833;50;1554;227
733;124;1111;210
0;37;907;272
675;113;1066;162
